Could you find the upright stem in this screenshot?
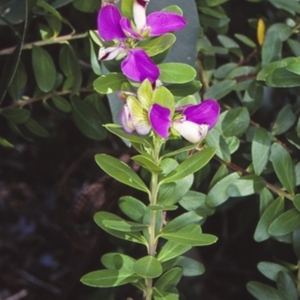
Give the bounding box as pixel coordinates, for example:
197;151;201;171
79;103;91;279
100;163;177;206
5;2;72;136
144;138;162;300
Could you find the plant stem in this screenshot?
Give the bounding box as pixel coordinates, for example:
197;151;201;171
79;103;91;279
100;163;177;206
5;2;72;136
144;138;162;300
0;32;88;56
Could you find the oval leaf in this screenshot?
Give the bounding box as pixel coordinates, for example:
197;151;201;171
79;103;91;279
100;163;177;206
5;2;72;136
159;63;196;84
161;148;216;184
254;197;284;242
95;154;149;193
269;208;300;236
270;143;296;195
133;256;162;278
32;46;56;92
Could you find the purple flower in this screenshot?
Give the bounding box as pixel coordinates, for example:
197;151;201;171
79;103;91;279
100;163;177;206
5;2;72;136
97;2;186;83
121;0;187;38
149;99;220;143
97;5;159;82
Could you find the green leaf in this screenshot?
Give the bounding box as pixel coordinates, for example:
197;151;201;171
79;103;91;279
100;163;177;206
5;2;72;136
270;143;295;195
261;31;282;65
133;256;162;278
204;79;236;100
0;137;14;148
268;0;300;15
8;60;27;101
272;104;296;135
159;63;196;84
225;136;240;154
169;256;205;277
161;148;215;184
153;288;179;300
257;262;289;281
247;281;281;300
80;269;140;287
102;220;148;232
132;155;162;173
93;73;128;94
277;271;298;300
252;128;272;175
94;211;148;245
206;128;231;162
242;81;264;115
157;241;191;263
293;194;300;212
119;196;146;222
121;0;134;18
95;154;149;193
154;267;182;291
32;46;56;92
1;108;30;124
101;253;135;273
24;118;50;138
167;80;202;97
89;38;101;75
269;208;300;236
159;224;218;246
71;96;106;140
205;0;229;6
161;211;203;234
266;68;300;88
234;33;256;48
51;95;71;113
104;124;152;146
257;57;294;81
139;33;176;57
286;57;300;75
73;0;100;12
206;172;240;207
214;63;238;79
287;39;300;57
254;197;284;242
216;107;250;137
59;44;82;94
259;187;274;215
226;175;266;197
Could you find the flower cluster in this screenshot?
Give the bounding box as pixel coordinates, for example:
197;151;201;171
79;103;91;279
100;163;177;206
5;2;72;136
97;0;186;83
97;1;220;144
120;80;220;144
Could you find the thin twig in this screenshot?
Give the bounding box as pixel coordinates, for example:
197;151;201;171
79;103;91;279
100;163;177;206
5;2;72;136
0;32;88;56
0;87;94;112
214;156;294;201
4;290;28;300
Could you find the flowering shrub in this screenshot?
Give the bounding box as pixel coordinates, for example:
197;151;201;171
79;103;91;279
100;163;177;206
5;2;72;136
1;0;300;299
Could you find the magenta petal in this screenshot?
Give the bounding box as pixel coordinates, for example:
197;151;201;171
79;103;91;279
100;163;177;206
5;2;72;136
146;12;187;36
120;17;140;39
97;6;126;41
184;99;220;129
149;103;171;139
121;49;160;83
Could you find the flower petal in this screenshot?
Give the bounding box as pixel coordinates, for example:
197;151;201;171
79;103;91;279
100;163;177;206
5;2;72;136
149;103;171;139
120;103;135;133
97;5;126;41
183;99;220;129
133;0;148;33
120;17;141;38
121;49;160;83
98;46;126;61
173;120;209;144
127;96;151;135
146;12;187;36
